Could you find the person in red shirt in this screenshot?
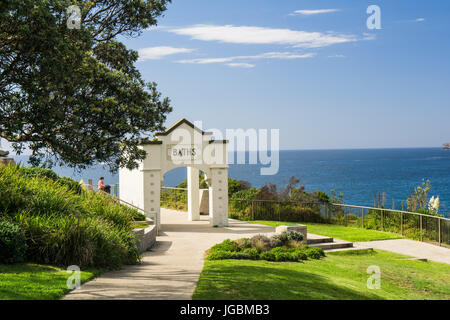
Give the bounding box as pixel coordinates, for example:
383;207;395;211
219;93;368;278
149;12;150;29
98;177;111;194
98;177;105;190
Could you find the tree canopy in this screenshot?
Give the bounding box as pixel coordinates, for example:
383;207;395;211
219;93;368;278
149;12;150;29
0;0;172;171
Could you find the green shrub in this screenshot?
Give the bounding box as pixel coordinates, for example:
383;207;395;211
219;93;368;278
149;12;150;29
312;190;330;203
291;249;307;261
285;239;305;249
304;247;325;259
129;210;146;221
233;238;251;249
251;234;272;252
13;211;140;268
242;248;259;259
250;203;324;223
263;247;308;262
18;166;59;181
231;188;260;201
210;239;241;253
284;230;304;242
229;212;241;220
268;247;293;261
57;176;82;194
0;220;28;264
205;238;319;262
206;250;236;260
0;165;143;227
259;250;276;261
0;164;84;216
269;234;284;248
0;164;142;269
228;179;251;197
270;231;304;247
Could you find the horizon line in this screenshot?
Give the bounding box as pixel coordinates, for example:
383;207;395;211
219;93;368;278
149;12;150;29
9;146;445;156
230;146;445;152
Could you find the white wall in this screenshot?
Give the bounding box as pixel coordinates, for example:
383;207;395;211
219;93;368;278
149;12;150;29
119;166;144;209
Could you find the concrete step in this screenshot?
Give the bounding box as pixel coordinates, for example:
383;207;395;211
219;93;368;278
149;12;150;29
325;247;372;253
307;235;334;244
309;240;354;251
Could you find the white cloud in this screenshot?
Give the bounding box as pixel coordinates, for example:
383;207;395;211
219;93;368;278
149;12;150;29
177;51;316;65
168;24;360;49
328;54;346;58
362;33;376;41
290;9;340;16
258;52;316;59
227;63;255;68
138;46;195;61
396;18;426;24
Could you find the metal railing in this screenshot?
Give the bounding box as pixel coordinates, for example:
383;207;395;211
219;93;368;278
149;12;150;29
228;199;450;247
229;199;324;222
87;179;119;197
160;186;188;211
332;203;449;246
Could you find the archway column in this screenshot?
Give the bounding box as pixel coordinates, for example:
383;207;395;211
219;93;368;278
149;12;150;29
208;167;229;227
142;169;162;229
187;167;200;221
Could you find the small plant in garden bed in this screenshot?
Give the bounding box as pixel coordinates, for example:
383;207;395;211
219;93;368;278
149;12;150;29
205;231;324;262
133;222;149;229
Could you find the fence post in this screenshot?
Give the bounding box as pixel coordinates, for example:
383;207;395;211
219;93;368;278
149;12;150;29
361;208;364;228
344;206;347;226
88;179;93;191
401;212;403;236
251;201;255;221
114;184;118;197
381;210;383;231
438;218;441;246
420;215;423;242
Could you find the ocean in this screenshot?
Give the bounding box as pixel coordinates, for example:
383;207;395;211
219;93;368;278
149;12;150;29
13;148;450;216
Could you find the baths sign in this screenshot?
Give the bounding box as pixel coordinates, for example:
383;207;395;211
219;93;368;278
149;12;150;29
168;144;201;161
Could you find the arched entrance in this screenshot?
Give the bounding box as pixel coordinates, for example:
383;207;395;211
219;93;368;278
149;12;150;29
119;119;229;228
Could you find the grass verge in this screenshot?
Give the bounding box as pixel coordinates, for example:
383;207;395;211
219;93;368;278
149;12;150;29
193;249;450;300
0;263;102;300
249;220;402;242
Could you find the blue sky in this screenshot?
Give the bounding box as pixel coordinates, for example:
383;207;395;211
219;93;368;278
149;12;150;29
118;0;450;150
2;0;449;154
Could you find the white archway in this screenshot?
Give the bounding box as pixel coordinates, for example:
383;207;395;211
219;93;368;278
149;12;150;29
119;119;229;228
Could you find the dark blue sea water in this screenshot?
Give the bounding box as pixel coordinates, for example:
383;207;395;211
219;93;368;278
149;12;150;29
14;148;450;216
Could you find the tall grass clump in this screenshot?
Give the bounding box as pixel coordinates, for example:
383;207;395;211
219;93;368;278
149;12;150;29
0;164;142;269
12;211;139;268
0;220;28;264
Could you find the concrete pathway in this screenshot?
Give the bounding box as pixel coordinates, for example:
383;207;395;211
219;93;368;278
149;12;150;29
64;209;276;300
354;239;450;265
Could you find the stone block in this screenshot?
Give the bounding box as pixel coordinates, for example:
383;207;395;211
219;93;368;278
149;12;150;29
275;224;307;243
132;224;157;253
199;189;209;214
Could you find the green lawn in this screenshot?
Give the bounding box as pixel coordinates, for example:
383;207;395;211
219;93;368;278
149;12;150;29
250;220;402;242
0;263;101;300
193;249;450;300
